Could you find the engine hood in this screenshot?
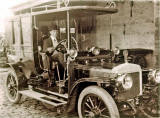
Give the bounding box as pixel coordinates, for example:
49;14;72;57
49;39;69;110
88;63;142;78
112;63;142;74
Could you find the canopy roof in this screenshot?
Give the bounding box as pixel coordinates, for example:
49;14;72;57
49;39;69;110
35;6;117;20
11;0;118;16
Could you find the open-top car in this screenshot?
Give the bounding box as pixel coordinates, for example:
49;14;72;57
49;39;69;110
5;0;159;118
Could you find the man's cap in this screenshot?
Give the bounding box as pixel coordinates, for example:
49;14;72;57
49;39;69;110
49;24;58;31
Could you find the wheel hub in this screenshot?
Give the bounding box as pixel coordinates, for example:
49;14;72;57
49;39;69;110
8;82;16;90
93;107;101;115
88;111;95;117
88;107;101;117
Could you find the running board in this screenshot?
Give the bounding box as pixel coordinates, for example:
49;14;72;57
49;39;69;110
36;88;68;99
19;90;67;107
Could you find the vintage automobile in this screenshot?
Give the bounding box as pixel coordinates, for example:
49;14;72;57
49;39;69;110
5;0;159;118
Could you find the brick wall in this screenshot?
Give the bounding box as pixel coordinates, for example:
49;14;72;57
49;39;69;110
95;1;155;50
154;1;160;67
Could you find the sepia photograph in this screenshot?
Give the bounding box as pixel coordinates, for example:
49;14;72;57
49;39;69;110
0;0;159;118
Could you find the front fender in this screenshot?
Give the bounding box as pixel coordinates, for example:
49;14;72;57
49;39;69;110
69;77;110;96
7;60;35;79
67;77;108;113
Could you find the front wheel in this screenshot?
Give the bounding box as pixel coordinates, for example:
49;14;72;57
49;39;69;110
78;86;120;118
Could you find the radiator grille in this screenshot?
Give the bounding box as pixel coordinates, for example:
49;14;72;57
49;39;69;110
117;72;140;101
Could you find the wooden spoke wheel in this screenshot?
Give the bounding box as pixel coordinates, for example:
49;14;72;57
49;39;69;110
5;70;22;103
78;86;120;118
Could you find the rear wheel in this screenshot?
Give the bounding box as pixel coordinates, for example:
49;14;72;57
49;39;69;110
78;86;120;118
5;70;22;103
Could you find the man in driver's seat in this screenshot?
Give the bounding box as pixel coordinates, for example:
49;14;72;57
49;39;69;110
38;25;59;86
38;25;65;86
38;26;53;70
49;25;66;81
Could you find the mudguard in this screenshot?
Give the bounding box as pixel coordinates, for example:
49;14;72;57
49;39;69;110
67;77;114;113
69;77;110;95
7;60;35;79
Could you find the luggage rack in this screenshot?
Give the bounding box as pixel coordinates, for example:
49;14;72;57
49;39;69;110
13;0;67;15
31;2;63;13
30;0;70;14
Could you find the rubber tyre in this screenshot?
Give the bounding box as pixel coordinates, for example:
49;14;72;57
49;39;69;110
5;69;22;104
78;86;120;118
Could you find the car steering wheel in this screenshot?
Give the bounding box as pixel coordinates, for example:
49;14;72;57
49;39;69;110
54;39;67;53
50;37;78;55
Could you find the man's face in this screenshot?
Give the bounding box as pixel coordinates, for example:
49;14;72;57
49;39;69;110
50;30;58;37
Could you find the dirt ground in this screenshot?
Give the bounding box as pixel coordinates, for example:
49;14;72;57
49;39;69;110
0;68;77;118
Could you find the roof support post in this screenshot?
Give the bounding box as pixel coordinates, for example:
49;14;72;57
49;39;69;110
67;10;70;50
66;10;70;78
57;0;61;8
